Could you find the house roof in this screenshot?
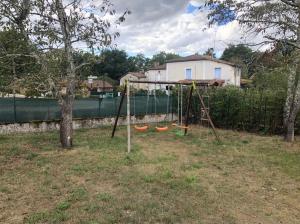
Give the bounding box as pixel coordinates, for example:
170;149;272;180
84;80;113;89
120;72;147;79
166;54;239;67
148;64;166;71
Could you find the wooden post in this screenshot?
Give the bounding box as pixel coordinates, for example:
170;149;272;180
111;84;127;138
127;80;131;153
194;86;221;142
180;84;183;126
184;85;194;135
177;85;180;124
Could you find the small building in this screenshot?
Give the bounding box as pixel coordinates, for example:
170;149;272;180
166;54;241;86
84;80;114;97
120;72;148;90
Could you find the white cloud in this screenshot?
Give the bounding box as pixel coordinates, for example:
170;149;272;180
189;1;203;7
94;0;267;57
114;10;244;56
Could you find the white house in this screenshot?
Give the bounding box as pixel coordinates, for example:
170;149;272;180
165;54;241;86
121;54;241;91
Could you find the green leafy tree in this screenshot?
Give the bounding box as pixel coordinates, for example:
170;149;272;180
128;53;151;72
0;29;38;95
253;42;294;91
94;49;130;80
221;44;256;78
150;51;181;66
0;0;129;148
204;0;300;142
204;48;216;58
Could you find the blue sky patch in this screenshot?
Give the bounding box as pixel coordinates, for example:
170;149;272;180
209;4;236;26
186;3;199;14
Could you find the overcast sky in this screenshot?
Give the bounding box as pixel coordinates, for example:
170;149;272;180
109;0;256;58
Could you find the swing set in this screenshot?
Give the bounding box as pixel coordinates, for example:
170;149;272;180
111;80;220;153
130;83;171;132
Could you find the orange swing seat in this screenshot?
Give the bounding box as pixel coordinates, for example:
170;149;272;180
155;126;169;132
134;125;149;132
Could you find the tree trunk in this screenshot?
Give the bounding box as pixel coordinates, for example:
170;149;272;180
285;118;295;142
55;0;76;149
282;42;300;142
60;93;74;148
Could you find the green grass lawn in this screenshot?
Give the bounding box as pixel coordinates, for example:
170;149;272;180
0;126;299;224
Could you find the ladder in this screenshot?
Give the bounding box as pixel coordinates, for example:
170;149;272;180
200;92;210;126
200;87;210;127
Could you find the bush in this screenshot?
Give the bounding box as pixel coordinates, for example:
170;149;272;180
173;86;287;134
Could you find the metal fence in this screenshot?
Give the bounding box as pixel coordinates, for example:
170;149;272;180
0;96;172;124
186;88;288;134
1;88;295;135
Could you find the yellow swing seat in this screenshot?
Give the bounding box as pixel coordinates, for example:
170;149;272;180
177;125;190;130
172;123;190;130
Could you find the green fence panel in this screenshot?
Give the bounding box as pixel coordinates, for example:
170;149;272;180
99;98;118;117
0;98;15;123
73;98;100;119
15;98;60;122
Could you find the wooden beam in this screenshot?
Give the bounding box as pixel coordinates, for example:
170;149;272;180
111;84;127;138
195;87;221;142
127;81;131;153
184;85;194;135
129;80;210;86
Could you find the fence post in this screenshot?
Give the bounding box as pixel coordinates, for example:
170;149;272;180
13;95;17;123
47;100;50;121
98;97;102;117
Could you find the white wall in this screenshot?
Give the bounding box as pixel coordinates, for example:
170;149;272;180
166;60;241;86
145;69;167;91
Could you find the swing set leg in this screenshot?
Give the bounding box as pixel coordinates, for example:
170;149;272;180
195;87;221;142
184;85;194;136
111;84;127;138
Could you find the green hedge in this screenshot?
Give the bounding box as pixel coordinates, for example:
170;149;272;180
206;87;285;134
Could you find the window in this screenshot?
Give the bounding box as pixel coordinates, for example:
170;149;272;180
214;68;221;79
185;68;192;80
156;71;161;81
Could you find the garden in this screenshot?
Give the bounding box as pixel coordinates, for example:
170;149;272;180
1;126;299;223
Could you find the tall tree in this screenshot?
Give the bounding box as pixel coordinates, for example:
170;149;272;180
204;0;300;142
221;44;256;78
0;29;38;95
0;0;129;148
94;49;130;80
204;48;216;58
128;53;151;72
150;51;181;66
